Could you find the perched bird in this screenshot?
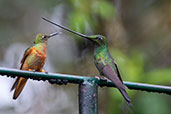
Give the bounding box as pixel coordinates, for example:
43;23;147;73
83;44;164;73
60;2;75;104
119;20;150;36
42;17;131;105
11;32;59;99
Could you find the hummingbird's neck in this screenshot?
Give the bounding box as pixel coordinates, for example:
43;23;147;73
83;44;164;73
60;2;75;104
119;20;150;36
94;45;108;55
38;42;47;47
35;42;47;54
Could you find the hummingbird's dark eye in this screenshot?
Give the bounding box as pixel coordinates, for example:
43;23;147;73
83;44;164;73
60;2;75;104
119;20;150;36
43;35;47;39
97;36;102;40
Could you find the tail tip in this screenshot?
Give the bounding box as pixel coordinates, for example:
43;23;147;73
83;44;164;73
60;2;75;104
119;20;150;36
125;99;133;107
13;96;17;100
12;94;18;100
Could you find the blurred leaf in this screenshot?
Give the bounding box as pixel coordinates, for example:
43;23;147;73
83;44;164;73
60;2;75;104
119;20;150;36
134;93;170;114
146;68;171;84
68;12;89;33
92;0;115;19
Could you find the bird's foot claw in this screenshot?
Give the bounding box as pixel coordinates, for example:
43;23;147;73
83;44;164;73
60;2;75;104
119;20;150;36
99;77;110;83
28;69;32;71
40;69;48;74
45;71;48;74
95;76;101;80
103;77;110;83
40;69;45;72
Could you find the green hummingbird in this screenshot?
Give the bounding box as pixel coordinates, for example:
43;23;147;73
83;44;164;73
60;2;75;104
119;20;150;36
42;17;131;105
10;32;59;99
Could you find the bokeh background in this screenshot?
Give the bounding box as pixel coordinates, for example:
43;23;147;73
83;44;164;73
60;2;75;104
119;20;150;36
0;0;171;114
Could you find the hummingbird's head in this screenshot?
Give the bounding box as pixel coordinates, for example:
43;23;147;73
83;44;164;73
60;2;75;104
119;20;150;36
86;35;107;46
34;32;59;44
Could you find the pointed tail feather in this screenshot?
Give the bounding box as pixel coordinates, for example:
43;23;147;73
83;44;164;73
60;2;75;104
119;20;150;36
118;88;131;106
10;77;20;91
12;77;28;100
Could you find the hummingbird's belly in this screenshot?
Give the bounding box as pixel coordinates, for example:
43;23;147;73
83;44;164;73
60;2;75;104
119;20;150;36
24;53;46;71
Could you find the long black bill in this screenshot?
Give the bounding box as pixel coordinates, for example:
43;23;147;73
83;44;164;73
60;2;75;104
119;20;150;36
49;32;60;38
41;17;88;39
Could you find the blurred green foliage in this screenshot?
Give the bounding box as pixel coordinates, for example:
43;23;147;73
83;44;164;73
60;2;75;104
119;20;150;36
134;93;170;114
68;0;115;33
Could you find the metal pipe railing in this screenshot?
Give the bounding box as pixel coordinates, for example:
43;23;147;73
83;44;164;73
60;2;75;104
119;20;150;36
0;67;171;95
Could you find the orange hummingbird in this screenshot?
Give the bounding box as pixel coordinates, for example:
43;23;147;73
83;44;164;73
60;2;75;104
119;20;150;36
10;32;59;99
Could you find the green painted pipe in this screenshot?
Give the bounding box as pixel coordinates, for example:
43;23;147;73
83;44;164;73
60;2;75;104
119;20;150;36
0;67;171;95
